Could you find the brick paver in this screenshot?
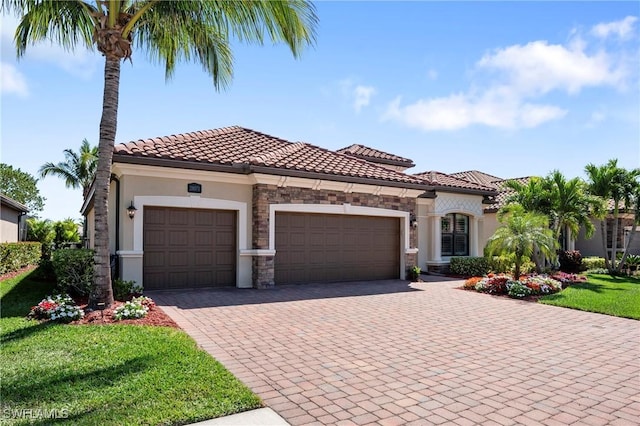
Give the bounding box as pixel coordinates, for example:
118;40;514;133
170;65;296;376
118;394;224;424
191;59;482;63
151;278;639;425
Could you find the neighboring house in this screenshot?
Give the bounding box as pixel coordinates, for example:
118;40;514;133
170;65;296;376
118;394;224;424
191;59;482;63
82;126;495;290
1;195;28;242
452;170;640;257
575;200;640;257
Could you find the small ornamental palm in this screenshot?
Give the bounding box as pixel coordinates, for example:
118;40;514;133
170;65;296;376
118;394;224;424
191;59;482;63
39;139;98;199
486;205;558;280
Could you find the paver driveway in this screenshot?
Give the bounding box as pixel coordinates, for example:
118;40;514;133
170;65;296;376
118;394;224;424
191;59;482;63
151;279;640;426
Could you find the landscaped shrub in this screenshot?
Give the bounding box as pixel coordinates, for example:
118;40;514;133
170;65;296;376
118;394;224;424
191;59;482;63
487;253;535;275
506;280;532;298
52;249;94;296
450;257;489;277
583;257;606;270
466;274;563;297
28;293;84;323
112;278;142;301
407;266;421;281
0;242;41;274
113;296;155;320
558;250;583;273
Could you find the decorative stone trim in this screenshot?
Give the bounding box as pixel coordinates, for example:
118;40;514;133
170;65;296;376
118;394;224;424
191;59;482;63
252;184;418;287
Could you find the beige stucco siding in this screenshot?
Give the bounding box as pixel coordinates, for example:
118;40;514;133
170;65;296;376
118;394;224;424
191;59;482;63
1;204;21;242
117;174;253;253
480;212;499;252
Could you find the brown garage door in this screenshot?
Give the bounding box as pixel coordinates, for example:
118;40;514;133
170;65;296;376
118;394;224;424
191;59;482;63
275;213;400;284
143;207;236;290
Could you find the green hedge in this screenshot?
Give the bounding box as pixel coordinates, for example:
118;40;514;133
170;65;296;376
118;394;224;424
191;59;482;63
0;242;42;275
449;257;490;277
583;256;606;270
52;249;94;296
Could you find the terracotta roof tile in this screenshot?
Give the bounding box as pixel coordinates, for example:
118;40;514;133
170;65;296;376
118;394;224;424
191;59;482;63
484;177;533;212
114;126;425;187
413;171;496;193
337;144;415;167
450;170;503;188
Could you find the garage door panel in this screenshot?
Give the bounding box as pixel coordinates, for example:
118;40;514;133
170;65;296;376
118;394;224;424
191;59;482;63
144;207;236;290
275;212;400;285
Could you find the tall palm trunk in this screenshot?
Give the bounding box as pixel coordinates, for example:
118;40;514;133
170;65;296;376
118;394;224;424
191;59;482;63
600;219;611;271
89;57;120;309
611;210;619;271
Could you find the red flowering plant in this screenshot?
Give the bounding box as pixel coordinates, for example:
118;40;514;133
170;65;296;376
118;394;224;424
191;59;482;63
551;272;587;288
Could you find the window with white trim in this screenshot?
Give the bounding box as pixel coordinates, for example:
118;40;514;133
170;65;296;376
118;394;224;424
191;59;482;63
441;213;469;256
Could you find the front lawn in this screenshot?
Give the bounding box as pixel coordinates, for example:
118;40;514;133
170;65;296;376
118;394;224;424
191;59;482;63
1;269;262;425
539;273;640;320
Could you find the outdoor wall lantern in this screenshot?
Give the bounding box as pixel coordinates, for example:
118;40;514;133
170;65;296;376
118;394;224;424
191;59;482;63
410;212;418;228
126;201;137;219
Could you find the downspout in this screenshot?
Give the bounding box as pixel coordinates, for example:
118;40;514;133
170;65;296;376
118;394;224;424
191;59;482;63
110;174;120;279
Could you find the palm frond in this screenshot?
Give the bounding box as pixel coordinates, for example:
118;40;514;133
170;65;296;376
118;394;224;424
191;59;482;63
12;0;96;57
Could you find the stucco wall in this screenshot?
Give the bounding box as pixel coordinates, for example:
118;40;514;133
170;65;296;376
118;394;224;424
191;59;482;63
1;204;20;242
480;212;499;252
576;217;640;257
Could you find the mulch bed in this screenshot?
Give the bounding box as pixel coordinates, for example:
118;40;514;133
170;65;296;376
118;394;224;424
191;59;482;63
0;265;37;282
71;298;180;328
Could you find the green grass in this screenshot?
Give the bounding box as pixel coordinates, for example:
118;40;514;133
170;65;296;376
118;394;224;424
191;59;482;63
1;269;261;425
539;273;640;319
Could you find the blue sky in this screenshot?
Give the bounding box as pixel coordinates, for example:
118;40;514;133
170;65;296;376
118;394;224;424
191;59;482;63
1;1;639;221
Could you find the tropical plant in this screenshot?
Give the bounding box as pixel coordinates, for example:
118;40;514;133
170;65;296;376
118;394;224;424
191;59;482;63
26;217;55;259
4;0;317;308
0;163;45;214
585;159;640;272
39;139;98;198
53;218;81;248
485;205;558;280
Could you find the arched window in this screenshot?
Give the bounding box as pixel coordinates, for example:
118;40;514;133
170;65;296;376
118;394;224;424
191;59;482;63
441;213;469;256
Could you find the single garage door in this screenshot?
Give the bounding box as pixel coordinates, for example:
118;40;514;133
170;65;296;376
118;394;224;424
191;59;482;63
275;212;400;284
143;207;236;290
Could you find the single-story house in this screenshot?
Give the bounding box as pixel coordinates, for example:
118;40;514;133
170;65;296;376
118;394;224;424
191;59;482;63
82;126;496;290
1;195;28;242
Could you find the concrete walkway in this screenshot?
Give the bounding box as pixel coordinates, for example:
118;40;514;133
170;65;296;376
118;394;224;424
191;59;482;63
152;278;640;425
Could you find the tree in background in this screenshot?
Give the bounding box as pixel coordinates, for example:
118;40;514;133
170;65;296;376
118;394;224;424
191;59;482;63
39;139;98;198
54;218;82;248
585;159;640;272
0;163;45;214
5;0;317;308
486;205;558;280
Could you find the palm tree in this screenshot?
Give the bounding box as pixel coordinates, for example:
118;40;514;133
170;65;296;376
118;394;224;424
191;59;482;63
585;160;640;272
4;0;317;308
39;139;98;198
486;205;557;280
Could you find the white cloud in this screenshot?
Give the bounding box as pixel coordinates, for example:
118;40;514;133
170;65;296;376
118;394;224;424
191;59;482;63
353;85;376;112
384;22;633;132
339;79;377;112
383;93;566;131
591;16;638;40
477;40;625;95
1;15;99;80
0;62;29;97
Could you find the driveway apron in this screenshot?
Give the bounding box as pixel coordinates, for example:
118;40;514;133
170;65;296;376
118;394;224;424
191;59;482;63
151;279;640;426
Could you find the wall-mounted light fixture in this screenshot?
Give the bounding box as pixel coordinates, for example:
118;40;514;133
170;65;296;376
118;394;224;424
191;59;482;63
410;212;418;228
126;201;137;219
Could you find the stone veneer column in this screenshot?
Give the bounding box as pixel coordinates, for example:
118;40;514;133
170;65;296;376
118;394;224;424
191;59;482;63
252;184;275;288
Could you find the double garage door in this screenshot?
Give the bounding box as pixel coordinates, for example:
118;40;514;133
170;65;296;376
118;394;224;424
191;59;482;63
275;212;400;285
143;208;400;289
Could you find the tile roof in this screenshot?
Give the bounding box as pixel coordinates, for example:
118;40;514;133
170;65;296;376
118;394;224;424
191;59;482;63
450;170;503;189
413;171;497;194
484;177;533;212
336;144;415;167
113;126;426;188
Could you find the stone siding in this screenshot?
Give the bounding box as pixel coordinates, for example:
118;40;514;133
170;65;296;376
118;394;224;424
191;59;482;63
252;184;417;288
